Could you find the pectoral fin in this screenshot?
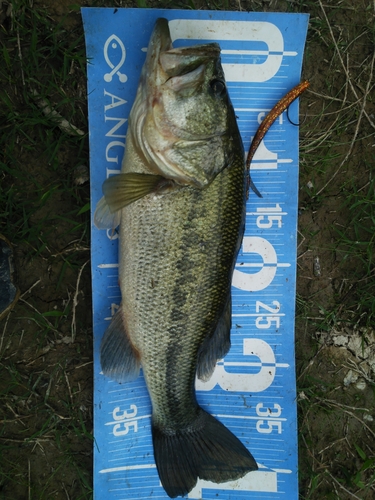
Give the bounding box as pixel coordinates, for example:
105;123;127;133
94;173;172;229
94;195;122;229
103;173;168;212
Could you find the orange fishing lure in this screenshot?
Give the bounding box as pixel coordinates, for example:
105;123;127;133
246;80;310;198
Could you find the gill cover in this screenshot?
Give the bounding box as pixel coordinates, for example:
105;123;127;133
131;18;237;188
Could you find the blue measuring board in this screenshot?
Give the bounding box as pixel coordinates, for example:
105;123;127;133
82;8;309;499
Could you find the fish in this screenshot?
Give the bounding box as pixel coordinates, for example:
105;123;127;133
94;18;258;498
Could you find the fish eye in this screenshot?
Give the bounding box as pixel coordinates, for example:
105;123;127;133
209;79;226;97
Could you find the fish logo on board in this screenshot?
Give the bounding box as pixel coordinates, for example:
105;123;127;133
103;34;127;83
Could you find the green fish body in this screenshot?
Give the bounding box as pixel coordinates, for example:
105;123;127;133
95;18;257;498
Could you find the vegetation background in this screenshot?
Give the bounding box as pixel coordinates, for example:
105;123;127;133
0;0;374;498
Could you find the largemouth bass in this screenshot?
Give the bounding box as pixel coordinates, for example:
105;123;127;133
94;18;258;498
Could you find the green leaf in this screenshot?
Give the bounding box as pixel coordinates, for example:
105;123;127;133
354;444;366;461
77;202;90;215
42;310;65;317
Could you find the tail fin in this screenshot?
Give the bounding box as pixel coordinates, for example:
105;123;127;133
152;408;258;498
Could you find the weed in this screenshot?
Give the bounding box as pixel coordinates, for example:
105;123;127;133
0;0;91;498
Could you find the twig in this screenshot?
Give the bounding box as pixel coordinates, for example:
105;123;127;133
0;312;11;355
19;298;58;333
62;483;71;500
301;428;323;494
318;0;375;131
28;459;31;500
301;114;341;154
0;415;31;425
71;260;89;342
64;370;74;407
297;230;306;251
318;437;346;455
344;358;375;385
297;345;325;381
16;27;25;87
304;97;362;116
19;279;42;299
0;436;53;443
315;45;375;195
5;402;27;427
325;470;363;500
31;89;85;136
51;241;89;258
75;361;93;370
317;397;375;438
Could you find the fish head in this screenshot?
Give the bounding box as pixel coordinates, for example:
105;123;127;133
130;18;242;188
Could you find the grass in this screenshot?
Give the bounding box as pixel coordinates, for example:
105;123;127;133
0;0;374;499
332;175;375;328
296;4;375;497
0;0;92;498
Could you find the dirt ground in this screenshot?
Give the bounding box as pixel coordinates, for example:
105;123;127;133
1;1;374;499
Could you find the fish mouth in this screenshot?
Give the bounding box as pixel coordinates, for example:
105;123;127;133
144;18;221;85
142;19;173;87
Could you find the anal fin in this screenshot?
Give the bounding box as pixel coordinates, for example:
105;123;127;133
196;295;232;381
100;305;140;383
